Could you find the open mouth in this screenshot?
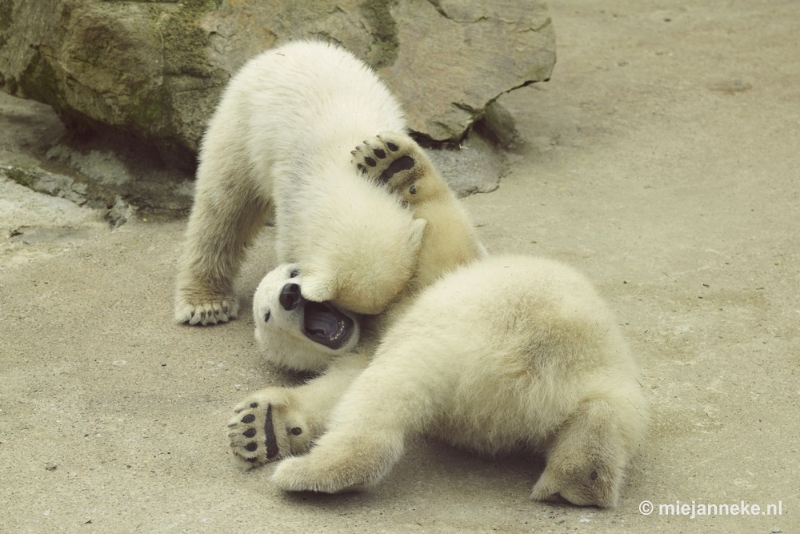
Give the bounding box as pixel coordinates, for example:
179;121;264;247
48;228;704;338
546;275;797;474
302;301;355;350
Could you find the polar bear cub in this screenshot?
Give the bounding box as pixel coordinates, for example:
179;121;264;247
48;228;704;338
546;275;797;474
230;255;648;508
175;40;426;324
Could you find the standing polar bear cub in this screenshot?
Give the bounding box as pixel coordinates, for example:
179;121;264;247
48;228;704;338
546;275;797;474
229;255;648;508
176;41;429;324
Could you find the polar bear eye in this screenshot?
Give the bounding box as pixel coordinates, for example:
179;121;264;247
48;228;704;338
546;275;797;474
409;184;417;195
264;311;271;322
290;269;299;278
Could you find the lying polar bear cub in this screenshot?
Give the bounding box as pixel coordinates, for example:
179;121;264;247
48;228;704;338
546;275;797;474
229;255;648;508
175;40;428;324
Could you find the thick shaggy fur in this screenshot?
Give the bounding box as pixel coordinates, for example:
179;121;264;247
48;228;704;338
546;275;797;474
250;130;484;369
229;255;648;508
351;131;487;293
175;41;427;324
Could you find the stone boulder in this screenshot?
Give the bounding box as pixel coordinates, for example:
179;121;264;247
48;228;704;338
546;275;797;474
0;0;555;167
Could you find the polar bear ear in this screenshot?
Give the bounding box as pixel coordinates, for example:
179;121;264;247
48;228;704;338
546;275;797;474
299;272;337;303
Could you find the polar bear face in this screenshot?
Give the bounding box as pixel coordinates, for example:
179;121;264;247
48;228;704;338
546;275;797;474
253;264;361;372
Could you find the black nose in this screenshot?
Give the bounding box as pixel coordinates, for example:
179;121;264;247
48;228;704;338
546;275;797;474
279;283;303;311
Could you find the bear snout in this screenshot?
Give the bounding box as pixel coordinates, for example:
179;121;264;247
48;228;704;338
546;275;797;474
279;283;303;311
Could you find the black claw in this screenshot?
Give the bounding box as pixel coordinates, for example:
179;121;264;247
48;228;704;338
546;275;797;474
241;414;255;424
244;428;256;438
245;442;258;452
364;156;377;167
386;142;399;151
373;148;386;159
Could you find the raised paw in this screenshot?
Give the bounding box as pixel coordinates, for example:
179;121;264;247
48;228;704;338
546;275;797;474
351;132;433;202
175;294;239;326
227;388;312;468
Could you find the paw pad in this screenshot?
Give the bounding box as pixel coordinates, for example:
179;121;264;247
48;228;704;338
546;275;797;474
351;132;421;196
228;402;280;465
228;396;310;468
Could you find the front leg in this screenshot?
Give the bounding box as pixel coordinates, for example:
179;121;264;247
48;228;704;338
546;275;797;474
271;427;405;493
227;352;369;468
175;162;271;326
270;344;442;493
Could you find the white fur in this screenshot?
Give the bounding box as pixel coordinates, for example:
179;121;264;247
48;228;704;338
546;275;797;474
251;129;487;371
232;255;648;507
175;41;426;325
351;131;487;295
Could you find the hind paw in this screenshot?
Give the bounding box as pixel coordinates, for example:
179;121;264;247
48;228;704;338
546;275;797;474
351;132;429;201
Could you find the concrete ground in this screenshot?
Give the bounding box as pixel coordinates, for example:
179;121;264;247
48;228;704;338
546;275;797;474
1;0;798;532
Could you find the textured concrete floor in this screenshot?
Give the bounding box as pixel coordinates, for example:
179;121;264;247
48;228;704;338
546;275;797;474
1;1;798;532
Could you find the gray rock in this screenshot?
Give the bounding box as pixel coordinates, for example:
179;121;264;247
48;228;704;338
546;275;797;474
384;0;555;141
426;134;506;198
0;0;555;166
0;164;87;205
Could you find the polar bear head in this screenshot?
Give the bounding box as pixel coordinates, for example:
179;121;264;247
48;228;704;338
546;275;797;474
253;263;361;372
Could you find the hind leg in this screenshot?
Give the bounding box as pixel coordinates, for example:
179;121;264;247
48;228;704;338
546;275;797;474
175;153;271;325
531;397;644;508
